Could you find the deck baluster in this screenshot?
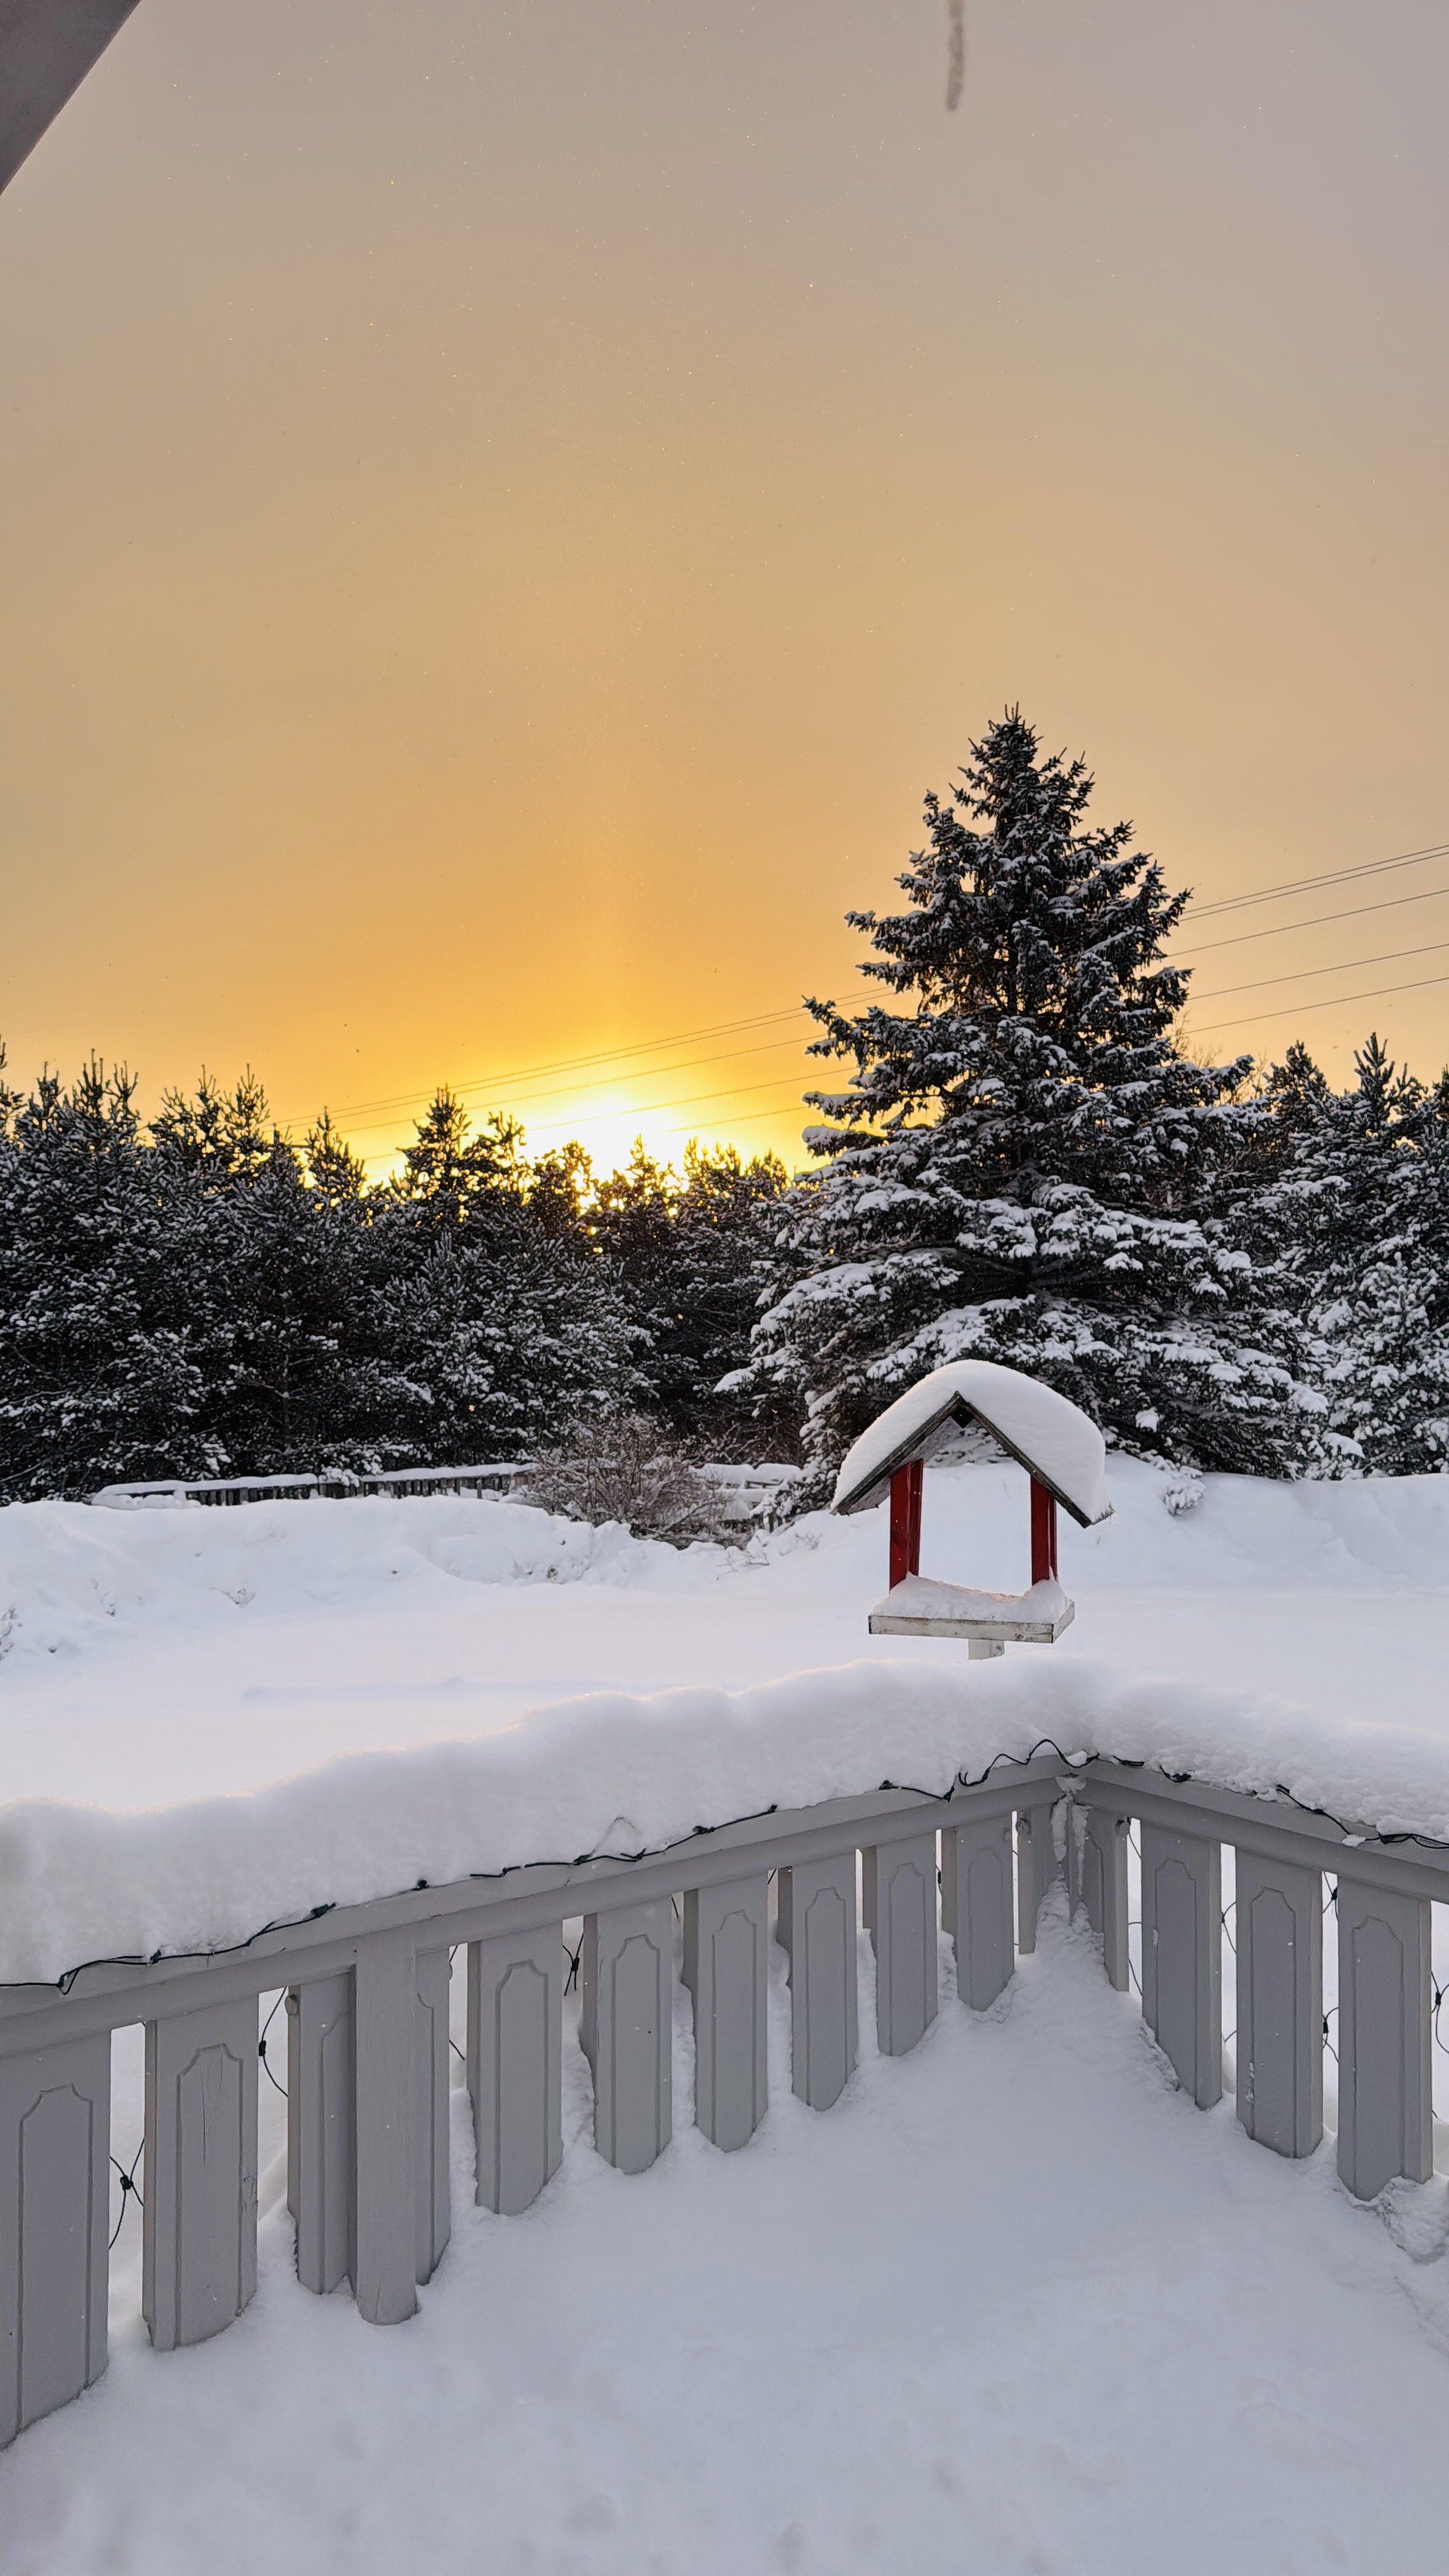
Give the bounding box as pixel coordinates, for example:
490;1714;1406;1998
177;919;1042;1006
468;1928;564;2213
942;1815;1016;2009
1140;1825;1222;2108
777;1854;859;2110
1335;1877;1432;2200
287;1973;355;2292
0;2031;111;2443
144;1998;258;2351
1234;1849;1323;2159
863;1833;939;2055
683;1876;769;2151
581;1902;673;2174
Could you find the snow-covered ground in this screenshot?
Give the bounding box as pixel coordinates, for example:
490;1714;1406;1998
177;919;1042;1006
3;1460;1449;2571
5;1456;1448;1811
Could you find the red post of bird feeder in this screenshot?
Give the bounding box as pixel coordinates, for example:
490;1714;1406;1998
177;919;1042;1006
1030;1479;1057;1585
888;1461;924;1587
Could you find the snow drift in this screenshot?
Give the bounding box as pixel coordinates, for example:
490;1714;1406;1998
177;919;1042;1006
3;1460;1449;1984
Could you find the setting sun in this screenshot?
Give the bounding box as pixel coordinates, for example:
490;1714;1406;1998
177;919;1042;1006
314;1008;824;1180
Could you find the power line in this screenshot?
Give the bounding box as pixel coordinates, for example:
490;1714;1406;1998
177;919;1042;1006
534;1091;810;1148
284;835;1449;1147
1173;879;1449;960
1195;967;1449;1040
1195;936;1449;1007
337;1032;814;1142
1184;838;1449;923
305;1005;814;1130
506;1071;810;1140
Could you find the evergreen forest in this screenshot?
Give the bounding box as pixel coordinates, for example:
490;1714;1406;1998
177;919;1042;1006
5;711;1447;1507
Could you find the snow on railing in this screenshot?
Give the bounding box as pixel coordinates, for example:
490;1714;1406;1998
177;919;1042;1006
2;1664;1446;2449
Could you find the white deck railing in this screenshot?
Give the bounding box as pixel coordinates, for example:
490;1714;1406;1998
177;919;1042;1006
2;1745;1444;2449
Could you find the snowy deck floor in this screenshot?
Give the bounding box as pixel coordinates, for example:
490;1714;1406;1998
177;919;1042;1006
2;1459;1448;2570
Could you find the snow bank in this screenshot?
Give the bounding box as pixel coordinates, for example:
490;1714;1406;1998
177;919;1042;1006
5;1650;1449;1988
832;1360;1113;1525
0;1489;721;1664
3;1460;1449;1984
1;1459;1445;1686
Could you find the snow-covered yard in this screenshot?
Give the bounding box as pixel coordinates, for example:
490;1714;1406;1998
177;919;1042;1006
2;1460;1448;2573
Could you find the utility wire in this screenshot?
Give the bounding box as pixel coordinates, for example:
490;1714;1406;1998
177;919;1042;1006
1185;839;1449;922
277;836;1449;1146
1195;966;1449;1040
515;1073;810;1139
337;1034;813;1142
1194;936;1449;1008
1173;878;1449;961
308;1006;815;1130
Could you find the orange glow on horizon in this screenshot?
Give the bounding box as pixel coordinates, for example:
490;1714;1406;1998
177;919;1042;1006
2;3;1445;1138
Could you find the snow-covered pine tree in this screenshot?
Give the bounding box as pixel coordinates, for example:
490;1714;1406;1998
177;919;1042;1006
0;1049;772;1491
592;1138;788;1445
383;1087;528;1241
0;1061;219;1496
303;1109;368;1211
364;1094;643;1462
526;1141;595;1244
150;1065;275;1185
737;711;1318;1493
665;1142;790;1447
1245;1037;1449;1476
149;1071;419;1477
375;1230;642;1462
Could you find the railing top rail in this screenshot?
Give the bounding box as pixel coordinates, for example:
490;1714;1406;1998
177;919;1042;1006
1077;1758;1449;1902
6;1744;1449;2056
9;1650;1449;2004
87;1459;802;1509
0;1762;1067;2044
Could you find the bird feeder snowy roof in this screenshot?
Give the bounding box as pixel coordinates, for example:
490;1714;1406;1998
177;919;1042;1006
830;1360;1113;1529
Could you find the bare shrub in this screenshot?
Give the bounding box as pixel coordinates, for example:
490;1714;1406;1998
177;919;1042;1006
519;1410;733;1546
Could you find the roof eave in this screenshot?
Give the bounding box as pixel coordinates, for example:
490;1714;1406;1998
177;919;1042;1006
833;1392;1108;1529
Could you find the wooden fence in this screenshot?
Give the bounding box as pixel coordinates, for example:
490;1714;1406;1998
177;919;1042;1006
88;1460;801;1525
2;1750;1444;2447
89;1464;527;1508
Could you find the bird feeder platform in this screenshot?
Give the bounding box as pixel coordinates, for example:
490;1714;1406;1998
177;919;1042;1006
867;1573;1075;1644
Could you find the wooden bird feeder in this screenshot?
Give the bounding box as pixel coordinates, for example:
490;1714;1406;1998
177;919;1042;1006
830;1360;1113;1656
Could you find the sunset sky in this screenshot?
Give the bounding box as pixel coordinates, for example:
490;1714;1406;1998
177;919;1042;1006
1;0;1446;1177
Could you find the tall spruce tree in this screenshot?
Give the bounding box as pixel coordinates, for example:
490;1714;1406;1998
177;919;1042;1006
737;712;1320;1491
